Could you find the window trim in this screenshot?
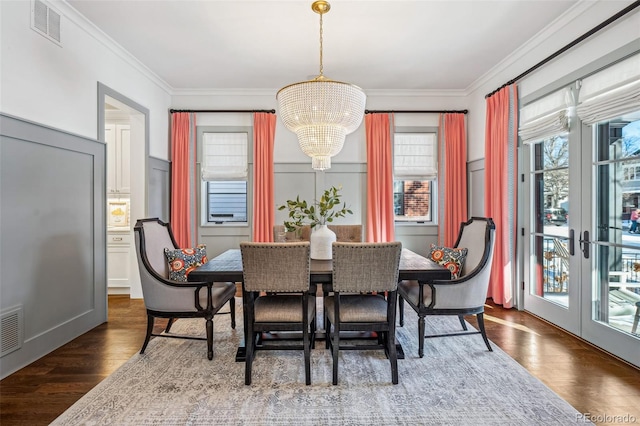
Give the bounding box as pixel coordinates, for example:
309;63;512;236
197;126;253;228
393;126;439;225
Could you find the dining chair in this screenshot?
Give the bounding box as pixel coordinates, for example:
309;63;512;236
134;218;236;360
240;241;315;385
325;241;402;385
398;217;496;358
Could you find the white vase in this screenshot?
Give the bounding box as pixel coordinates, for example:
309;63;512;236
310;224;336;260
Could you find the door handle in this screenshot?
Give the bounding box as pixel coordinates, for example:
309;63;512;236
579;230;590;259
569;229;575;256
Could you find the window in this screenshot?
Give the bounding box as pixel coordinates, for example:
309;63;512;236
393;132;437;222
623;164;640;181
201;132;248;224
206;181;247;223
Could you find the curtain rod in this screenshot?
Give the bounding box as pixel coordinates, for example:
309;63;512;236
365;109;468;114
169;109;275;113
485;0;640;99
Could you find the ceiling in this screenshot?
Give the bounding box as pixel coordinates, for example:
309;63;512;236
67;0;584;93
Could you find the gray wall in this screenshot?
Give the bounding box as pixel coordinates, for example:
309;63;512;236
198;160;440;258
0;114;107;379
468;159;486;218
148;156;170;222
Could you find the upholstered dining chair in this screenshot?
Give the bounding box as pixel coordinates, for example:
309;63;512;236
398;217;496;358
325;241;402;385
240;242;315;385
134;218;236;360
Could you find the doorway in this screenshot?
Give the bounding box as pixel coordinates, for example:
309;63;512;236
522;96;640;366
98;83;149;300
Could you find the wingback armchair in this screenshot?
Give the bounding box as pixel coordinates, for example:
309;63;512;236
134;218;236;360
398;217;496;358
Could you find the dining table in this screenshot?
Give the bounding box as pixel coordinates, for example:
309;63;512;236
188;247;451;361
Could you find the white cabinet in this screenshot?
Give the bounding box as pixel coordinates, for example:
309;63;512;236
107;230;131;294
105;123;131;194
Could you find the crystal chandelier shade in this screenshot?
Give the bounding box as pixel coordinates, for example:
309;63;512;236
277;1;366;171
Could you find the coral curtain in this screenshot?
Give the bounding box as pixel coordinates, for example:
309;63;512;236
438;113;468;247
252;112;276;242
365;113;395;242
484;84;518;308
170;112;197;248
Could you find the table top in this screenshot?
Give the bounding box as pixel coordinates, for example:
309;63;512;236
188;247;451;283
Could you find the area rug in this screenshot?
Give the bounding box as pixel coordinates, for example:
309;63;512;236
52;300;591;425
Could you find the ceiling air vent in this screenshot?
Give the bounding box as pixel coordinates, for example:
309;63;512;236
31;0;62;45
1;306;23;358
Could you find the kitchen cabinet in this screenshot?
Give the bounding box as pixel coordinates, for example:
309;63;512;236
107;229;131;294
105;123;131;194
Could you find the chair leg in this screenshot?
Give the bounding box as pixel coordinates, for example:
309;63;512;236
164;317;175;333
303;321;311;385
388;327;398;385
418;315;426;358
476;313;493;352
398;296;405;327
245;331;255;385
332;320;340;385
310;314;317;349
229;297;236;329
206;317;214;360
325;305;331;350
458;314;468;331
140;314;154;354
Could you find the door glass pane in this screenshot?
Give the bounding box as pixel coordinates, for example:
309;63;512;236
532;235;570;306
593;114;640;337
531;135;570;306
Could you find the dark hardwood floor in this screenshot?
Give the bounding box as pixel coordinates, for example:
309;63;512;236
1;296;639;425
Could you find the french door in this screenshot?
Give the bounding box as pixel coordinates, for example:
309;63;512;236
523;124;581;336
523;109;640;366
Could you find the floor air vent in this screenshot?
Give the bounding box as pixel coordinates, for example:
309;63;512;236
1;306;24;357
31;0;62;45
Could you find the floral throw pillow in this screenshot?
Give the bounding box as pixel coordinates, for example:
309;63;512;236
164;244;208;282
429;244;468;279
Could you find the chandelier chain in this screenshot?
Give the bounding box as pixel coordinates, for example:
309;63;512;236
319;13;324;76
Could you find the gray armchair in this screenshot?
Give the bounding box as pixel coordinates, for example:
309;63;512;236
240;242;315;385
398;217;496;358
325;242;402;385
134;218;236;360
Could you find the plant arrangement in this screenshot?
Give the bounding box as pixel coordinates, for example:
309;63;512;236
278;185;352;232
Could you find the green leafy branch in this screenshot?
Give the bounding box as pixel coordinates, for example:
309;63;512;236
277;185;353;232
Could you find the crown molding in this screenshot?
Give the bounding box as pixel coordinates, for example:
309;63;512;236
171;87;468;98
465;0;599;95
171;88;278;97
365;89;468;98
58;1;173;95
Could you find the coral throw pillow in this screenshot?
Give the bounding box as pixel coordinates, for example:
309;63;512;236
429;244;468;279
164;244;208;282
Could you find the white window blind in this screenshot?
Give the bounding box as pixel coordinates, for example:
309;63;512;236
519;87;574;144
201;132;248;180
393;133;437;180
577;54;640;125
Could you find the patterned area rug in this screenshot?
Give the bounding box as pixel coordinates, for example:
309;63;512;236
52;300;591;425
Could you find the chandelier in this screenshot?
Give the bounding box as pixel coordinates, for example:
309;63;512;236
277;1;366;171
